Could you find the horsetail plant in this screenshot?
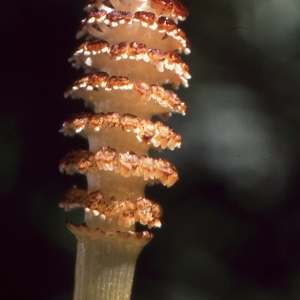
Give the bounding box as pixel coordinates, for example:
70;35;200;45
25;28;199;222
59;0;190;299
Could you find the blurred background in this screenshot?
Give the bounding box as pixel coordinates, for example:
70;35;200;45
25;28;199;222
1;0;300;299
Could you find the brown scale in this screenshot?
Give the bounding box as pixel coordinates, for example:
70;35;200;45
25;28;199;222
84;0;188;22
60;0;190;231
77;9;190;54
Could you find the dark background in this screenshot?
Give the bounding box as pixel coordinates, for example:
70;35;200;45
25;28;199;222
1;0;300;299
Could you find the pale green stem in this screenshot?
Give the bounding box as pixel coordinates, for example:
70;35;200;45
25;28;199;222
68;223;152;300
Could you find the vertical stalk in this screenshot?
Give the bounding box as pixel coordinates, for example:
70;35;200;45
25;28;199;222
59;1;190;299
68;223;151;300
